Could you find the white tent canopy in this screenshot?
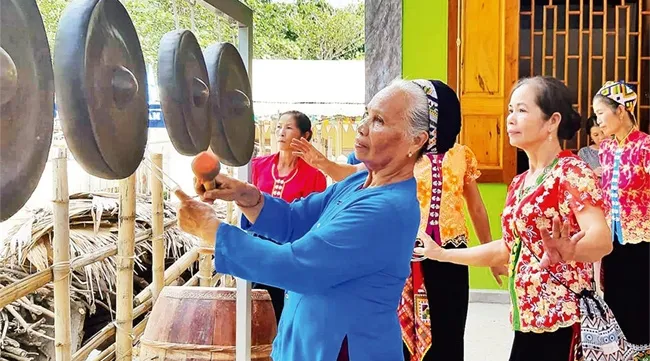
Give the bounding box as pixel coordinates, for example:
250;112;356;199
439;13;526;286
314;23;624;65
147;59;365;118
251;59;365;117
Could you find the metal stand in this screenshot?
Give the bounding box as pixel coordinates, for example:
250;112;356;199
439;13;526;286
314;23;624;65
198;2;255;360
235;21;254;361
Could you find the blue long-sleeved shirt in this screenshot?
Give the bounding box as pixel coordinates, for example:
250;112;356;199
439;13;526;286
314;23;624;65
214;171;420;361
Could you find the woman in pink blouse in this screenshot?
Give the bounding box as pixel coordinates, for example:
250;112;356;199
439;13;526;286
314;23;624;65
250;110;327;324
593;81;650;345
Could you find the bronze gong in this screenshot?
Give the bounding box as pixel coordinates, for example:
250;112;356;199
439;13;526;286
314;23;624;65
204;42;255;167
157;30;211;156
0;0;54;222
53;0;148;180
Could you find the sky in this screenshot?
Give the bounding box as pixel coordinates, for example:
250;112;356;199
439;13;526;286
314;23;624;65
272;0;363;8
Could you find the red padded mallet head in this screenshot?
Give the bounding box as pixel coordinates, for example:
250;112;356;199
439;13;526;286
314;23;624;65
191;150;221;191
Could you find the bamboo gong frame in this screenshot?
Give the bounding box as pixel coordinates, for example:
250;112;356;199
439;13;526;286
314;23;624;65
52;148;72;361
151;153;165;303
0;1;255;361
116;174;136;361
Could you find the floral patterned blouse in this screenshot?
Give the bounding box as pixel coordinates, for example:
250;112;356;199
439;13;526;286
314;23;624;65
414;144;481;247
599;130;650;245
502;151;603;333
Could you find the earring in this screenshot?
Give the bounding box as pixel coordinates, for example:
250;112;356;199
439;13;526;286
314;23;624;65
548;134;553;142
408;152;413;158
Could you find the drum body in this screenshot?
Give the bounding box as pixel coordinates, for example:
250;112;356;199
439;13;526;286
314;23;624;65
140;286;277;361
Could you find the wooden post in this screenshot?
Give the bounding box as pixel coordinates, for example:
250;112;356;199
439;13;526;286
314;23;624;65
335;120;343;158
270;119;278;153
198;170;214;286
52;147;72;361
226;167;234;224
151;153;164;303
116;173;136;361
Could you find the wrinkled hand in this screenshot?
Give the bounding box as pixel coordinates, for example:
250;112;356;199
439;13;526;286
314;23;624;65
194;173;259;207
175;189;220;242
538;216;585;268
490;265;508;286
412;229;446;261
290;137;329;169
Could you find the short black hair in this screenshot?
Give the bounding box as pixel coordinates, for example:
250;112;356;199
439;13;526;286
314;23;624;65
512;76;582;140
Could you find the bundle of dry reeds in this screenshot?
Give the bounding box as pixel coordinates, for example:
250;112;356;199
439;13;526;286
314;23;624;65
0;192;225;360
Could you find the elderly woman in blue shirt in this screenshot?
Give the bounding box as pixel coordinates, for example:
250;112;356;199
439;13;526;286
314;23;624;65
174;79;441;361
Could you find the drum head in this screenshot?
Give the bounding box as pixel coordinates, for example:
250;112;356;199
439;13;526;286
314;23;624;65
0;0;54;221
158;30;211;156
204;42;255;167
54;0;148;180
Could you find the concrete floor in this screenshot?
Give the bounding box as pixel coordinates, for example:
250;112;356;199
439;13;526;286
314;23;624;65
465;302;513;361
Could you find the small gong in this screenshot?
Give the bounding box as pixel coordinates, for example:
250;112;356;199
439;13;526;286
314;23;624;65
204;42;255;167
53;0;148;180
0;0;55;222
158;30;211;156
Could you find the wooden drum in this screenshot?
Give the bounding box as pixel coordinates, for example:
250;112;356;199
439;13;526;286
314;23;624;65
139;286;277;360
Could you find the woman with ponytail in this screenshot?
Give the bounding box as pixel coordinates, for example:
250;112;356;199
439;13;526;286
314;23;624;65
593;81;650;345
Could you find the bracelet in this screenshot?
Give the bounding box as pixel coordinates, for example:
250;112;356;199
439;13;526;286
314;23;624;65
235;189;263;208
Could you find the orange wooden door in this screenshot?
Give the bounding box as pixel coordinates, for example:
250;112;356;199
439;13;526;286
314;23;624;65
457;0;519;183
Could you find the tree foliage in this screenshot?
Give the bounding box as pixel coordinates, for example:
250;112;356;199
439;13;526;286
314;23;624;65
36;0;364;67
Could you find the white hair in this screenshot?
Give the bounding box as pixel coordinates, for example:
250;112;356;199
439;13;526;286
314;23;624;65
387;78;430;139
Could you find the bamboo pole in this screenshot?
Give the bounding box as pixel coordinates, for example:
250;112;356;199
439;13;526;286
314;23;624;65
90;316;149;361
71;299;153;361
198;242;213;287
115;174;136;361
75;267;203;361
270;119;278;153
0;221;176;309
226;167;234;224
150;153;164;303
335;121;343;158
133;247;199;306
52;148;72;361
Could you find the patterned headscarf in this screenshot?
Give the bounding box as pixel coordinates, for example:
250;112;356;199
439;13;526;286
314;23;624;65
400;79;462;361
596;80;638;113
411;80;440;154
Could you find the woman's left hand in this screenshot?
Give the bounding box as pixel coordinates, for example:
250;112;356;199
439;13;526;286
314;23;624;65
175;189;221;242
412;230;446;261
538;216;585;268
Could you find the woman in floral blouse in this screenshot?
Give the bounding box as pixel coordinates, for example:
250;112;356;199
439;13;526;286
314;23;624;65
414;76;613;361
593;80;650;345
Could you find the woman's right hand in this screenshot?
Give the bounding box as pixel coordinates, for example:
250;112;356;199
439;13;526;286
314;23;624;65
291;137;329;169
413;230;447;261
194;174;260;207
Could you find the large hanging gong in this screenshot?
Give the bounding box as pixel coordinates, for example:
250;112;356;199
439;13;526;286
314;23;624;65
0;0;54;222
158;30;211;156
204;42;255;167
53;0;148;180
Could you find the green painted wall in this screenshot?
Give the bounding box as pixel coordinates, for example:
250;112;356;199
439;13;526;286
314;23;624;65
466;184;508;291
402;0;448;81
402;0;508;291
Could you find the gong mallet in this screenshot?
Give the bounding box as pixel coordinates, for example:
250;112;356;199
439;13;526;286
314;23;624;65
192;150;221;191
